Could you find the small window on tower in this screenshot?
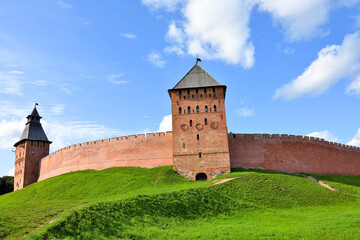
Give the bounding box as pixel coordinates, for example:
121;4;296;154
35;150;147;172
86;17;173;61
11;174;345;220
205;118;207;125
31;141;33;146
209;94;211;98
183;143;186;148
32;151;34;155
179;107;182;114
196;89;198;98
190;120;193;127
179;91;182;99
187;89;190;99
214;105;217;112
213;87;216;98
197;134;199;140
204;88;207;98
199;152;202;158
205;105;208;112
188;106;191;113
196;106;199;113
192;95;194;99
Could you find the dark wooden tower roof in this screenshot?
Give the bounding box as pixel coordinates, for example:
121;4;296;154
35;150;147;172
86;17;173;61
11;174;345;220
14;105;51;147
172;63;225;90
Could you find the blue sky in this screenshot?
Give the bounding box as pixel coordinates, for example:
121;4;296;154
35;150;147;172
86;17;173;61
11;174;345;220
1;0;360;176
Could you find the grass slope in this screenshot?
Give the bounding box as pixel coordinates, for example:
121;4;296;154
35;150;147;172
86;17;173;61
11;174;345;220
1;166;360;239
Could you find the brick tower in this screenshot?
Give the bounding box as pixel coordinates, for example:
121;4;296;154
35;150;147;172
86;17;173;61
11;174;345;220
13;104;51;191
168;63;231;180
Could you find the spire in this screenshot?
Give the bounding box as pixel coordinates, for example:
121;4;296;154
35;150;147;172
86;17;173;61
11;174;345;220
14;104;51;147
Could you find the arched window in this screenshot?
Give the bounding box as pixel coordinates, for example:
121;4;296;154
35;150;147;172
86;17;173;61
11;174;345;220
213;87;216;98
213;105;217;112
190;120;193;127
204;88;207;98
196;106;199;113
205;105;208;112
179;107;182;114
179;90;182;99
204;118;207;125
196;89;198;98
187;89;190;99
188;106;191;113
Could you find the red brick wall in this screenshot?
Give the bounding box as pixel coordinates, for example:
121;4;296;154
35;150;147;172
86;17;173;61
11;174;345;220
14;140;50;190
229;133;360;175
38;132;173;181
169;87;231;180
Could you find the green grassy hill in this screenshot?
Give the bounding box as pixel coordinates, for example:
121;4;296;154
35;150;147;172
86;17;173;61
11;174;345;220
1;166;360;239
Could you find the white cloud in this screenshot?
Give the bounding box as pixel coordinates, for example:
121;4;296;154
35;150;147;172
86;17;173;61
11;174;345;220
348;129;360;147
143;0;334;66
49;104;65;115
0;71;23;95
145;51;166;68
307;130;339;142
338;0;360;7
57;0;72;9
158;115;172;132
166;0;255;67
0;119;25;150
237;107;255;117
257;0;330;41
7;167;14;177
274;31;360;100
107;74;128;84
141;0;183;11
118;33;137;39
80;18;90;25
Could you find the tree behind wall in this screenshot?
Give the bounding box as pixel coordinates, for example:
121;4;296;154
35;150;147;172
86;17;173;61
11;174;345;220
0;176;14;195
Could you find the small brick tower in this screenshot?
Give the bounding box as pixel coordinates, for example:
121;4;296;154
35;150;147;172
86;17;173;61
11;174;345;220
13;104;51;191
168;63;231;180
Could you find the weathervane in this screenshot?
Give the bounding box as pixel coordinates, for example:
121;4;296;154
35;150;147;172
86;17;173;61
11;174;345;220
34;102;39;108
196;55;202;64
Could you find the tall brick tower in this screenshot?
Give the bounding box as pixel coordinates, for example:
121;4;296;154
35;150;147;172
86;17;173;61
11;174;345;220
13;104;51;191
168;63;231;180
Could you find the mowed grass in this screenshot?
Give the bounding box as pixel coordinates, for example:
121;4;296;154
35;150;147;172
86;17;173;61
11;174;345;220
1;166;360;239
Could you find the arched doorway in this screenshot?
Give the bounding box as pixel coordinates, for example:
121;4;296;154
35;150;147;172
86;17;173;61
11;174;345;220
195;172;207;181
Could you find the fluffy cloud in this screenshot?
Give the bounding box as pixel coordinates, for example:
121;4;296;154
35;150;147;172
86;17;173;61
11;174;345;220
143;0;336;66
237;107;255;117
338;0;360;7
307;130;339;142
57;0;72;9
166;0;255;67
0;71;23;96
257;0;330;41
118;33;137;39
347;129;360;147
141;0;183;11
145;51;166;68
0;119;25;150
274;31;360;100
158;115;172;132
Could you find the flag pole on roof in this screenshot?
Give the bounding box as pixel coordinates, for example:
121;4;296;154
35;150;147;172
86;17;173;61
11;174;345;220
196;55;202;64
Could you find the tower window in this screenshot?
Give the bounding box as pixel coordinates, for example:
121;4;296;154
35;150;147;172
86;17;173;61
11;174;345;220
209;94;211;98
192;95;194;99
196;106;199;113
205;118;207;125
32;151;34;155
214;105;217;112
187;106;191;113
205;105;208;112
196;89;198;98
187;89;190;99
179;107;182;114
200;94;203;98
183;143;186;148
197;134;199;140
190;120;193;127
204;88;207;98
213;87;216;98
199;152;202;158
179;91;182;99
31;141;33;146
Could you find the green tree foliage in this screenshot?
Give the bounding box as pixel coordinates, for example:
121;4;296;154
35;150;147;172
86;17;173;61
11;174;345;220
0;176;14;195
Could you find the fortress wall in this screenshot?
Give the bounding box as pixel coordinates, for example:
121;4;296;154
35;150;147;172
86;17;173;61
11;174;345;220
228;133;360;175
38;132;173;181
